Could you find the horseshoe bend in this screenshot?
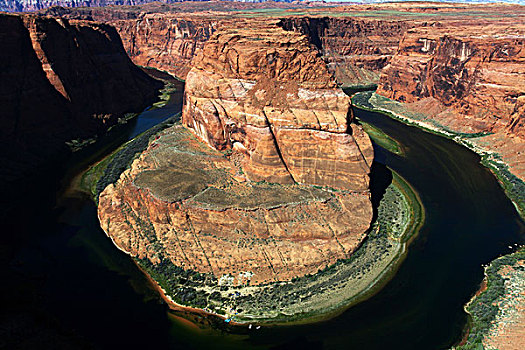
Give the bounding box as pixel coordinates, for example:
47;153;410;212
3;2;524;348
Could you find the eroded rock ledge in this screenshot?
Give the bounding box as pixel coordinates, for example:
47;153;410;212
98;20;374;287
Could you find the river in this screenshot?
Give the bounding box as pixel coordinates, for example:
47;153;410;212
1;90;523;349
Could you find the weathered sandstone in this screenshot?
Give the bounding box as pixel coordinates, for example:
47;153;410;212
183;20;373;191
376;24;525;180
98;126;373;285
279;17;413;87
98;20;374;286
377;25;525;138
114;14;215;79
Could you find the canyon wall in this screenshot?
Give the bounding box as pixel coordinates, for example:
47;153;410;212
0;13;161;185
110;15;412;85
48;11;412;85
113;14;216;79
98;20;374;285
375;24;525;180
377;25;525;138
279;17;413;87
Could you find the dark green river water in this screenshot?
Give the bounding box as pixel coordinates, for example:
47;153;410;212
2;94;523;349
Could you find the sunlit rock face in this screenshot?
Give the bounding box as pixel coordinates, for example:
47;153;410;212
377;25;525;139
376;24;525;180
98;19;374;286
183;19;374;191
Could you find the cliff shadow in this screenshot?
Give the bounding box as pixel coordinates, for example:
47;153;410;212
369;161;393;224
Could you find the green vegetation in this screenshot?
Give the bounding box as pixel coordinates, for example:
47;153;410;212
456;247;525;349
353;92;493;139
79;113;180;201
481;156;525;219
131;166;424;325
137;256;215;309
342;84;378;96
151;83;179;109
358;120;404;156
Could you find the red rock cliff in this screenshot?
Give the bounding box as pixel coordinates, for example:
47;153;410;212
183;19;374;191
279;17;413;87
375;24;525;180
113;14;216;79
377;25;525;139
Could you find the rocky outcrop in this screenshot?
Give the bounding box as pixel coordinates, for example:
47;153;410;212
98;126;373;285
377;25;525;138
98;20;374;286
0;13;161;185
375;24;525;180
43;9;414;84
183;20;373;191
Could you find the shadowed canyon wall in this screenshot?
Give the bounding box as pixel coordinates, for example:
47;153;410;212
278;17;414;87
0;13;161;186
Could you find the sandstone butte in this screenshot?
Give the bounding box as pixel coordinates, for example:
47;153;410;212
0;13;161;187
98;20;374;286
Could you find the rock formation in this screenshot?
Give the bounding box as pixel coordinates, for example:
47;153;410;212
375;24;525;180
114;14;216;79
98;20;374;286
279;17;413;87
38;6;414;85
377;25;525;138
112;15;411;86
183;20;374;190
0;13;161;186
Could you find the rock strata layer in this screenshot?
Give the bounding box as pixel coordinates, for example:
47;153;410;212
279;17;413;87
376;24;525;180
98;20;374;286
377;25;525;139
183;20;374;191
